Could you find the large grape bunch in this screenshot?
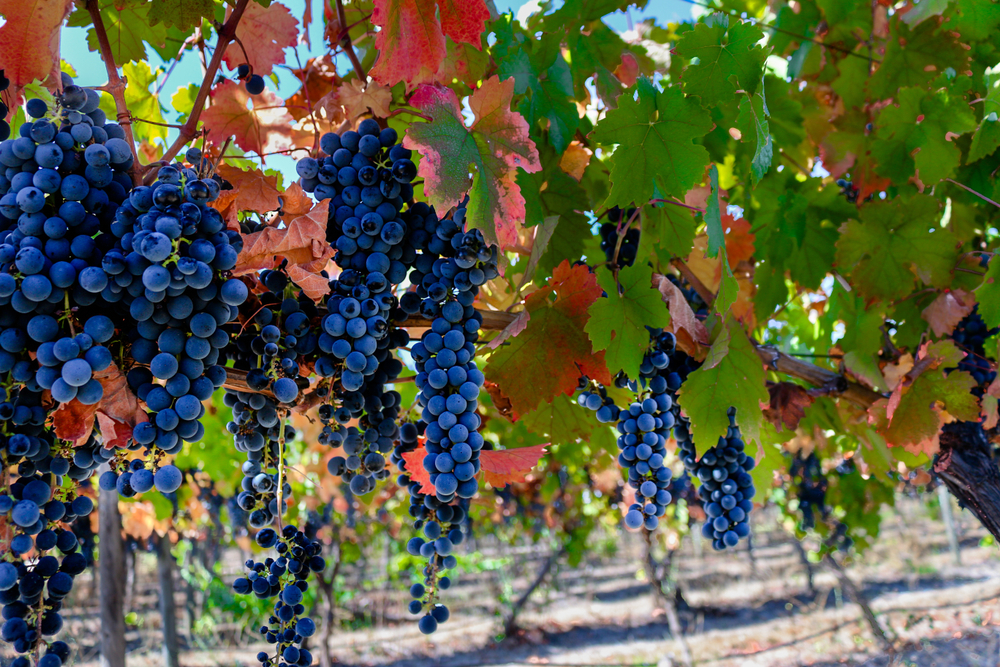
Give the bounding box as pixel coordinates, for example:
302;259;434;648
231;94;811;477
599;206;639;268
0;78;150;666
951;306;998;398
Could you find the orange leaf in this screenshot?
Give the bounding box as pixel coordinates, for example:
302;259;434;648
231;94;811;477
480;445;547;488
921;289;975;337
652;273;709;357
52;363;145;447
723;214;755;267
0;0;72;91
210;164;282;215
200;80;294;157
234;201;333;274
400;445;435;494
613;52;639;87
338;79;393;120
52;396;98;446
222;1;299;76
280;182;315;217
284;55;342;122
558;141;591;182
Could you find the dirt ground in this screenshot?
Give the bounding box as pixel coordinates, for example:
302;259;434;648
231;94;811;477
19;496;1000;667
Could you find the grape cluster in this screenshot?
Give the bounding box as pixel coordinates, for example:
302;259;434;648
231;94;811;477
600;206;639;268
789;451;827;531
232;525;325;667
679;408;755;550
951;306;998;397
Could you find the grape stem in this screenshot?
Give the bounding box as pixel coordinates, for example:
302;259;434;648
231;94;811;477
276;409;287;533
86;0;142;186
334;0;368;82
669;258;715;307
160;0;253;165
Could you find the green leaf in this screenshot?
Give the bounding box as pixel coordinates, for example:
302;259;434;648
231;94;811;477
591;78;712;209
944;0;1000;42
674;14;769;103
872;86;977;185
736;88;772;185
705;164;724;258
120;62;168;146
899;0;951;27
970;69;1000;162
585;263;670;379
171;83;199;124
638;202;697;266
835;195;957;301
869;19;970;100
678;317;769;449
829;286;887;391
521;393;603;444
493;16;580;153
975;254;1000;328
67;0;169;64
148;0;217;29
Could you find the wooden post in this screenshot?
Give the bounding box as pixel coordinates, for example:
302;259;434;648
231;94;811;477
156;534;181;667
98;469;126;667
937;484;962;565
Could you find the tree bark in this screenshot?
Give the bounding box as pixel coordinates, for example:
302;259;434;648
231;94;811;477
98;477;126;667
156;534;180;667
503;543;566;637
935;421;1000;541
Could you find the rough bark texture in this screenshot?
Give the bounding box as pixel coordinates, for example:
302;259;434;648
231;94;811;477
936;421;1000;541
98;483;126;667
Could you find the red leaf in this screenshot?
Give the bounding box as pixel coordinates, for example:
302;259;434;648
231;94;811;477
370;0;489;88
200;80;294;157
223;1;299;76
0;0;73;92
480;445;547;488
52;398;98;446
234;201;334;274
52;363;146;447
614;53;639;87
400;445;435;495
403;76;541;250
484;261;611;420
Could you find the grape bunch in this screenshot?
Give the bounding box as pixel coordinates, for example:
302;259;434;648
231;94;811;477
950;306;998;398
789;451;827;531
232;525;325;667
678;407;755;550
600;206;639;268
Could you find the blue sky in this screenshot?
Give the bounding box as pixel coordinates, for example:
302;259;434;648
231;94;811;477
60;0;695;180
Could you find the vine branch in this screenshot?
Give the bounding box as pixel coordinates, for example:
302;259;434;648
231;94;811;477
161;0;253;164
86;0;141;185
335;0;368;81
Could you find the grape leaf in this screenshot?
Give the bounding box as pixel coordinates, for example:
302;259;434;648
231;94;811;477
900;0;951;26
222;1;298;76
0;0;73;90
493;15;580;153
369;0;489;88
403;76;542;250
976;254;1000;328
835;195;957;301
763;382;814;433
677;317;769;450
921;289;975;337
147;0;216;29
484;261;611;420
52;364;146;448
520;394;599;445
638;202;697;265
736;89;772;185
480;445;548;487
337;79;393;120
869;18;971;100
705;164;724;258
209;164;282;217
875;340;981;454
591;78;712;209
585;263;671;380
871;86;977;186
109;62;168;147
969;69;1000;162
67;0;168;65
199;80;294;157
651;273;709;356
400;445;435;494
674;14;769;103
945;0;1000;42
559;142;591;181
486;310;529;350
234;201;334;275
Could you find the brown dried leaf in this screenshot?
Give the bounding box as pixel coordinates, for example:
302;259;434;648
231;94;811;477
286;263;331;302
235;201;333;274
921;289;975;337
763;382;814;432
484;379;514;420
337;79;393;120
280;182;314;217
651;273;710;356
210;164;282;216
